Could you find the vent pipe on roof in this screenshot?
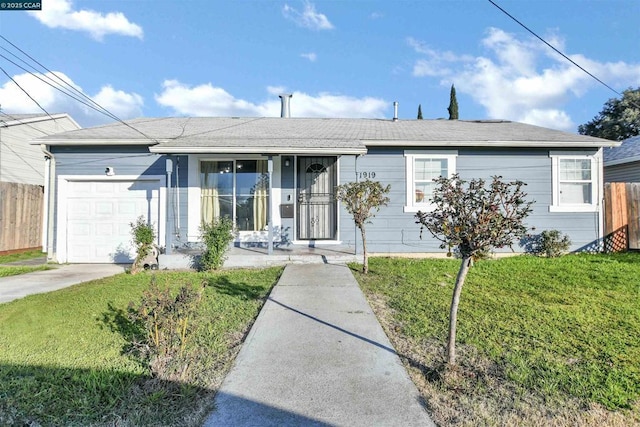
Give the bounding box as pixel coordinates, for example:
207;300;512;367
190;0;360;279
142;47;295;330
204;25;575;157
393;101;399;121
279;93;292;118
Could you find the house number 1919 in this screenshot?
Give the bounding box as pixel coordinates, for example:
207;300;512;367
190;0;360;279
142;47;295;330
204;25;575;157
356;171;376;179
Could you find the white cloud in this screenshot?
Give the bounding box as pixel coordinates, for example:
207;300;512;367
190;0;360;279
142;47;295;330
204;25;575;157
155;80;387;118
408;28;640;131
301;52;318;62
92;86;144;120
283;2;334;30
29;0;143;41
0;71;143;126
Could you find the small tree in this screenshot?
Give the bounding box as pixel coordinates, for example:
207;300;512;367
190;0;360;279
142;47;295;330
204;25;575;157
336;180;391;274
417;104;423;120
447;84;459;120
415;175;533;365
130;216;156;274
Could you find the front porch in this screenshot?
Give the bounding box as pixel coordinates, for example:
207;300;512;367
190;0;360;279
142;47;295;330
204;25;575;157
158;243;359;270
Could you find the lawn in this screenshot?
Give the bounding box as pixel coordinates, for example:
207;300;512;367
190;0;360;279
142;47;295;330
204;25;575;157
353;253;640;426
0;250;52;277
0;268;282;426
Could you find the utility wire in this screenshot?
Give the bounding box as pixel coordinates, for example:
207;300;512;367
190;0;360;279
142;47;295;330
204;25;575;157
0;65;51;118
0;35;120;121
0;111;54;137
0;36;160;143
0;53;119;119
487;0;640;110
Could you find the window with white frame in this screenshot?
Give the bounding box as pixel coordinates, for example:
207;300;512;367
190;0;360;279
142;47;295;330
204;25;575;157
550;153;599;212
404;151;457;212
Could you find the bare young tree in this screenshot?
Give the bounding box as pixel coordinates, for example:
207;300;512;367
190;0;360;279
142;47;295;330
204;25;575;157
415;174;533;365
336;179;391;274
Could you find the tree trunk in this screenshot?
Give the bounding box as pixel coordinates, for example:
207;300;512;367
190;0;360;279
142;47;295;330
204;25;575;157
361;227;368;274
447;256;472;366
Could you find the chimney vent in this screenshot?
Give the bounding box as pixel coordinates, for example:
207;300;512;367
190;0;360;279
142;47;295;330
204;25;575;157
279;93;292;118
393;101;399;121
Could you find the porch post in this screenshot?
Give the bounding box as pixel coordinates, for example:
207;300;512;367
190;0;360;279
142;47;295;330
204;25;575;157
268;156;274;255
165;157;173;255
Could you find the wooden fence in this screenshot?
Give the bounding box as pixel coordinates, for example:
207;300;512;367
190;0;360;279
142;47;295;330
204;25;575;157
604;182;640;252
0;182;44;254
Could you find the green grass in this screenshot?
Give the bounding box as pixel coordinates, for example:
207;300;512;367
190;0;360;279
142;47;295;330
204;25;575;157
0;268;282;426
0;265;53;277
354;254;640;421
0;250;52;277
0;250;46;264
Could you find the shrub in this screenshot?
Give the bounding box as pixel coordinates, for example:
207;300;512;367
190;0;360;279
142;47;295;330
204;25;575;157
127;278;204;381
130;216;156;274
531;230;572;258
200;217;235;271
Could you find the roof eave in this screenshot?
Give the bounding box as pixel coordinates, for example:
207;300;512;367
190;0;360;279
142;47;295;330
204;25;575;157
604;156;640;167
149;146;368;155
363;140;620;148
30;139;162;146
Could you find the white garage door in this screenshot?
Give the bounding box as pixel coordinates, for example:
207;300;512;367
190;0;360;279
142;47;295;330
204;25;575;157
64;179;161;263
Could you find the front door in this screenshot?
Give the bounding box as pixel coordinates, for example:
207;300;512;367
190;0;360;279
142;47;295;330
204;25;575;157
297;156;337;240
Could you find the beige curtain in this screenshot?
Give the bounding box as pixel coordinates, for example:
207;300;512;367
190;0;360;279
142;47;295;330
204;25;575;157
253;160;268;231
200;162;220;224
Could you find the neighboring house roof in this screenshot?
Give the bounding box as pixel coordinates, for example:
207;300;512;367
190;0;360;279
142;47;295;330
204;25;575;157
1;113;81;128
603;135;640;166
33;117;618;154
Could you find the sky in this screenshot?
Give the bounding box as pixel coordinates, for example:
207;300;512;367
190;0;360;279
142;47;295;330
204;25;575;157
0;0;638;133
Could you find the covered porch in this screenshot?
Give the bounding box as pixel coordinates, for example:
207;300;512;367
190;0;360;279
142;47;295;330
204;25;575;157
158;242;358;270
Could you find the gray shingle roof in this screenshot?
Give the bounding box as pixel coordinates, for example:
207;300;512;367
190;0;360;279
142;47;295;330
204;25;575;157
34;117;618;154
603;135;640;166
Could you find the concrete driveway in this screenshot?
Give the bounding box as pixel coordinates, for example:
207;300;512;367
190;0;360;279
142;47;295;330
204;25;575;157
0;264;126;304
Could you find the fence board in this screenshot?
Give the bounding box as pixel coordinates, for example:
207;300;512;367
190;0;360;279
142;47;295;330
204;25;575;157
628;183;640;250
604;182;640;252
0;182;44;253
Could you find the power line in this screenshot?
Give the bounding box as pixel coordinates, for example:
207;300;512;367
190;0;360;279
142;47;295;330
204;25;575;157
0;35;122;122
0;65;51;118
0;36;160;144
487;0;639;109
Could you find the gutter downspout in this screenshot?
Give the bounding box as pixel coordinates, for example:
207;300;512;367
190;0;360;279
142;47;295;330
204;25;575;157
40;144;56;262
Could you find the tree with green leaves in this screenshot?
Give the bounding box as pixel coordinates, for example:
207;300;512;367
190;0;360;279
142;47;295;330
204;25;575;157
336;180;391;274
448;84;459;120
415;174;533;365
417;104;423;120
578;87;640;141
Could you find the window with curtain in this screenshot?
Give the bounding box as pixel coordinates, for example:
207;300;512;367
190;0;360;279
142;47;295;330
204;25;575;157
200;160;269;231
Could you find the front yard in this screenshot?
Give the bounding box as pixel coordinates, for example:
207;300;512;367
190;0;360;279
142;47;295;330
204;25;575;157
1;253;639;426
0;268;282;426
353;253;640;426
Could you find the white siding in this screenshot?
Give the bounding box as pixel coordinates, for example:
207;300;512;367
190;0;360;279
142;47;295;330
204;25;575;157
0;115;80;185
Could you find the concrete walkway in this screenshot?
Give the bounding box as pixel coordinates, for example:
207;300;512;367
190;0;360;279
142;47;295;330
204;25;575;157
204;263;435;427
0;264;126;304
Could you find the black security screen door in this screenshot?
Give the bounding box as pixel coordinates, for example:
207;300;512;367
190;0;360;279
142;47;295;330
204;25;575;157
297;156;337;240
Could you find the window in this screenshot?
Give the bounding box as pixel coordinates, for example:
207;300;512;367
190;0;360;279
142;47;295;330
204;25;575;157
200;160;269;231
404;151;457;212
550;153;599;212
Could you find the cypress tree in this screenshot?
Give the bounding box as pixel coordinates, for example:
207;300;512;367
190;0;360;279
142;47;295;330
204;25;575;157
448;84;459;120
417;104;423;120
